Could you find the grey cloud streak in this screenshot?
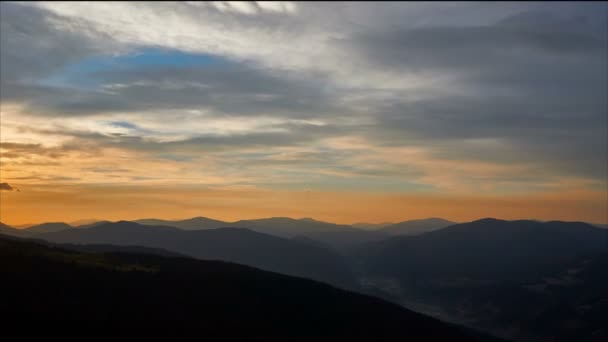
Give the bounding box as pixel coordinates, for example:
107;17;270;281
337;7;607;182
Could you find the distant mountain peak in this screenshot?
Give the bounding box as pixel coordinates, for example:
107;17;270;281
352;222;394;230
189;216;220;221
425;217;452;222
472;217;505;224
113;220;139;226
24;222;73;234
36;221;71;226
380;218;455;236
68;218;101;226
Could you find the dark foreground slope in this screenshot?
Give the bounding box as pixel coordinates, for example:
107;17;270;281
0;235;497;341
37;221;358;290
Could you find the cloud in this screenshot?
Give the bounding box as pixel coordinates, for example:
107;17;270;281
255;2;297;14
0;2;606;196
0;3;120;86
335;8;607;182
0;142;101;159
89;63;335;118
203;1;297;16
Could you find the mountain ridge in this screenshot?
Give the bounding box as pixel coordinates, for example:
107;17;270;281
36;220;359;290
0;234;500;340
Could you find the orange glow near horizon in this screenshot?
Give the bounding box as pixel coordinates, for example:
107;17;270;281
1;184;606;226
1;3;606;229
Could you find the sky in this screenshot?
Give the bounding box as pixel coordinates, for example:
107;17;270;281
0;1;606;225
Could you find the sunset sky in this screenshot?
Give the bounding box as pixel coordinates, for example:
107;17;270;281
1;2;606;225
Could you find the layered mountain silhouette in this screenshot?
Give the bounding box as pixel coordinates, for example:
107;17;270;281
60;242;188;258
378;218;455;236
134;216;356;236
135;216;228;230
0;234;498;340
358;218;606;280
76;220;112;229
3;216;606;341
352;222;394;229
21;222;73;234
0;221;74;236
68;218;103;226
10;216;459;246
294;229;389;251
226;217;357;237
34;221;358;290
135;216;388;249
354;218;608;341
0;222;42;238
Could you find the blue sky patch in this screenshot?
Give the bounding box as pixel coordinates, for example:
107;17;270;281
108;121;139;130
39;47;225;89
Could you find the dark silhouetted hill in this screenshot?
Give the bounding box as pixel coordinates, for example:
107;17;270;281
0;221;34;238
61;243;188;258
0;235;500;341
76;220;111;229
36;221;358;290
134;216;358;237
379;218;455;236
22;222;73;234
135;216;227;230
359;218;606;280
296;229;390;251
234;217;391;249
122;216;388;249
0;221;75;236
68;218;102;226
354;218;608;341
352;222;394;229
232;217;356;237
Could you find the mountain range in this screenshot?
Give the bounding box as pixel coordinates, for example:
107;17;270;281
378;217;455;235
135;216;460;249
31;221;358;290
352;222;394;229
353;218;608;341
0;234;499;341
1;216;461;252
356;218;607;280
2;216;606;341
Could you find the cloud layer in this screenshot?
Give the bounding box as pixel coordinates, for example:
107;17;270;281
1;2;606;219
